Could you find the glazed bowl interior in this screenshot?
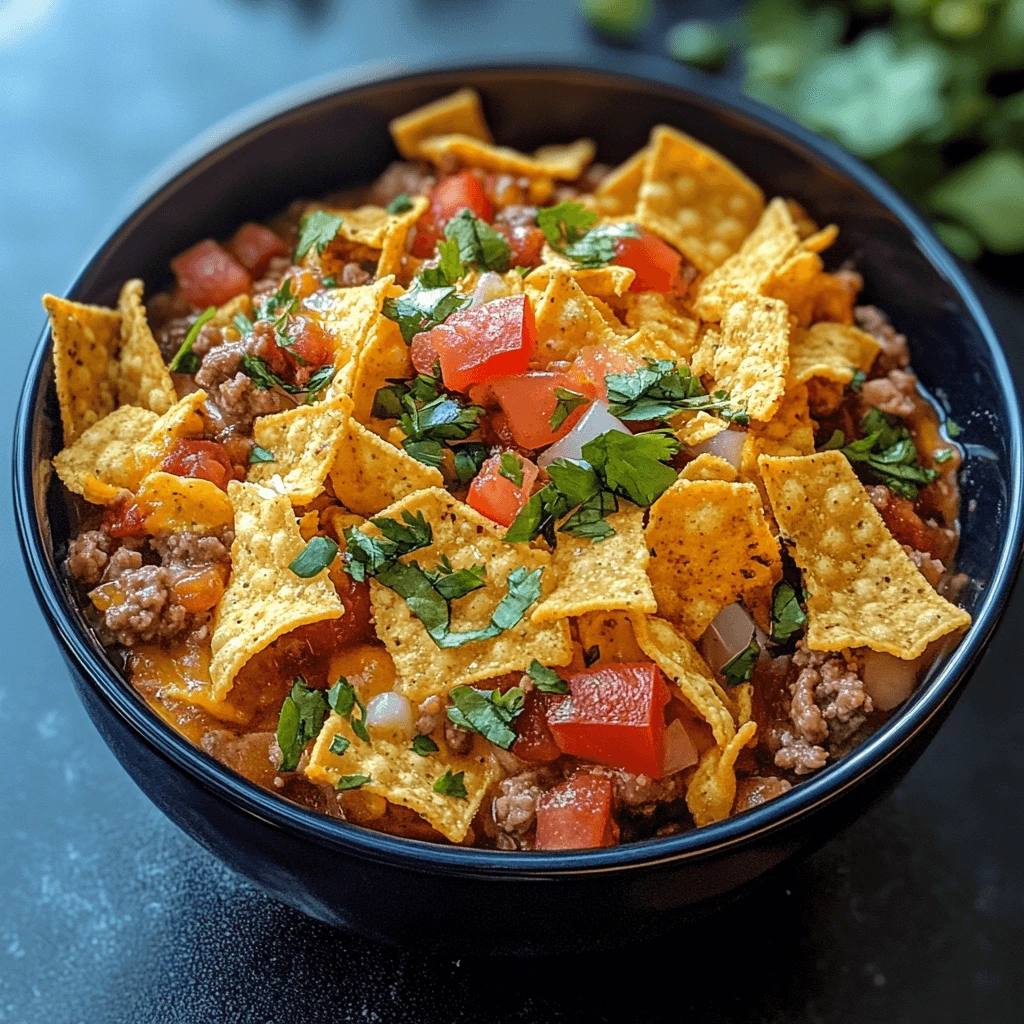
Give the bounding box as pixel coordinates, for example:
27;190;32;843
15;57;1023;875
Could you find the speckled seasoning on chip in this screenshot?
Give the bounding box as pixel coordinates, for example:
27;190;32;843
45;89;971;850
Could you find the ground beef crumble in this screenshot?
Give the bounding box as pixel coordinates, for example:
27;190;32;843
860;368;918;419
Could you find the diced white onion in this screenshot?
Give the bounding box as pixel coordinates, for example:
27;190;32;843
365;691;416;740
662;719;699;775
700;603;755;674
689;428;747;470
861;650;921;711
537;401;630;469
471;271;512;307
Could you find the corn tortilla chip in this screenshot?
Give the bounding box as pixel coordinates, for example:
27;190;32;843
680;453;739;482
377;195;429;279
801;224;839;253
532;138;596;180
44;293;121;444
362;488;571;701
675;411;728;448
686;721;758;826
418;134;594;180
329;416;444;517
789;321;880;386
690;296;790;422
209;482;343;699
636;126;764;274
763;249;823;328
693;199;801;322
248;396;351;505
306;713;499;843
575;611;646;663
208;293;253;330
137;472;233;535
321;276;401;391
529;248;636;297
587;147;649;218
116;280;176;414
389;88;492;160
531;269;623;365
758;451;971;658
531;503;656;623
612;291;700;361
646;477;781;639
348;316;412;432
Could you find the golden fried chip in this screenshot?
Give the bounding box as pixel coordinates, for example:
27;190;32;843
528;248;636;297
575;611;646;663
675;412;728;448
389;88;492;160
646;478;781;639
137;472;233;534
612;291;700;360
532;138;596;179
348;316;411;432
630;614;736;745
763;249;823;327
531;503;657;623
587;146;649;218
690;296;790;422
686;721;758;826
377;195;429;279
801;223;839;253
418;134;594;180
321;276;401;390
758;451;972;658
209;482;343;699
306;714;499;843
208;293;253;329
680;453;739;482
248;396;351;504
693;199;801;321
44;293;121;444
362;488;572;701
116;280;176;414
635;126;764;273
789;321;881;386
531;268;623;365
329;416;444;517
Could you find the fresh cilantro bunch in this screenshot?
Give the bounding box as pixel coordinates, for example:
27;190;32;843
605;359;749;424
535;200;641;269
823;407;937;500
505;428;681;544
372;374;485;472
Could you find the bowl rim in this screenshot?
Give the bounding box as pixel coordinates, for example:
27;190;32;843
14;51;1024;876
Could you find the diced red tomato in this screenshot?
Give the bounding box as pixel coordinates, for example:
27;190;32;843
102;499;148;539
511;691;562;764
489;371;589;450
545;662;671;778
424;293;536;392
410;331;441;376
466;452;538;527
613;230;685;294
535;773;618;850
494;222;546;268
161;439;237;491
227;223;287;279
563;345;643;402
171;240;252;309
281;316;335;375
411;171;493;258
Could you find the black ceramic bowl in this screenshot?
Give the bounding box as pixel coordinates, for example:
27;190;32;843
14;56;1024;955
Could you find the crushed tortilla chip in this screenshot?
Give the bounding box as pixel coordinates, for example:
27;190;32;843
611;291;700;361
362;488;571;701
646;477;782;639
686;721;758;826
528;248;636;297
693;198;801;321
587;147;649;218
532;138;596;179
575;611;646;663
329;415;444;517
675;411;728;448
801;223;839;253
418;134;595;180
635;126;764;274
690;296;790;422
758;451;971;658
531;502;656;623
789;321;881;386
306;713;499;842
630;614;736;745
116;280;176;414
137;472;233;534
531;268;623;365
377;195;429;279
321;276;401;391
43;293;121;444
348;316;411;432
209;482;343;699
248;396;351;504
763;249;823;327
680;453;739;482
389;88;492;161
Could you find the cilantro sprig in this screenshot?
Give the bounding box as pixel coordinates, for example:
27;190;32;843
275;677;329;771
433;768;468;799
823;407;938;500
447;685;526;749
444;209;511;272
605;359;747;425
295;210;344;261
327;677;369;743
534;200;641;268
382;285;471;345
240;356;336;404
549;388;589;430
418;238;466;289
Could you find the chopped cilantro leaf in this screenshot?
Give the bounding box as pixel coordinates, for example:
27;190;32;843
326;678;369;743
499;452;524;487
581;428;680;506
248;445;275;464
559;490;618;541
452;442;489;483
342;510;433;582
770;582;807;645
605;358;740;422
335;774;371;791
433;769;468;799
535;200;597;248
849;369;866;392
411;734;439;756
549;387;589;430
288;535;339;578
168;305;216;373
418;238;466;288
275;677;329;771
526;659;569;694
386;193;414;214
444;209;511;272
320;276;337;288
303;364;336;403
295;210;344;261
946;418;962;438
240;354;282;391
447;685;525;749
382;285;471;344
564;221;640;269
721;637;760;686
546;458;601;506
329;735;350;756
934;447;955;463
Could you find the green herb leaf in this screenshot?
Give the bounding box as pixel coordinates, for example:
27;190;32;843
433;768;468;799
382;286;472;344
499;452;524;487
452;442;489;482
418;238;466;288
320;276;337;288
430;563;487;601
444;209;511;272
526;659;569;694
946;418;962;438
721;637;760;687
248;445;275;464
411;734;439;756
386;193;414;214
342;510;433;582
168;305;217;373
605;358;739;422
447;685;525;749
335;774;371;791
329;735;350;756
849;369;866;392
581;428;680;506
564;222;641;269
288;535;339;578
559;490;618;541
546;459;602;506
303;364;337;403
934;447;955;463
295;210;344;261
535;201;598;248
549;387;589;430
275;677;329;771
240;354;283;391
326;678;369;743
770;582;807;645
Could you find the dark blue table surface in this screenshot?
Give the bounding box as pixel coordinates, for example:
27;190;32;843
2;2;1021;1021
